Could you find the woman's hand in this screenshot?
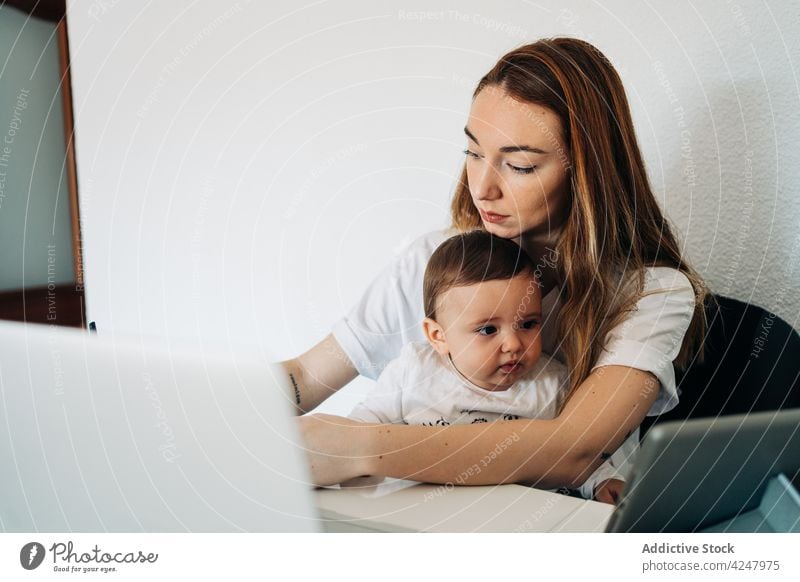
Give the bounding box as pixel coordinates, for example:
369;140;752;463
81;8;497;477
296;414;377;486
594;478;625;505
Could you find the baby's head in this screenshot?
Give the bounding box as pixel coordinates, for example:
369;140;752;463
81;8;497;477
422;231;543;391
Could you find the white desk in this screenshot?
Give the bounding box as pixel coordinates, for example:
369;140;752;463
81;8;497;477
315;479;614;532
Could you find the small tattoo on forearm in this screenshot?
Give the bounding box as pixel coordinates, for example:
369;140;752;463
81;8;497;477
289;373;301;405
600;452;612;461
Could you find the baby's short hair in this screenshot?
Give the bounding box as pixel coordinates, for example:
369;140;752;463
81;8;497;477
423;230;538;320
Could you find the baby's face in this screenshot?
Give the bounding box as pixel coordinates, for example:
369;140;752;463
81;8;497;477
433;273;543;391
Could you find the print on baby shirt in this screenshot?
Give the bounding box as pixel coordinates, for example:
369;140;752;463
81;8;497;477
416;407;524;427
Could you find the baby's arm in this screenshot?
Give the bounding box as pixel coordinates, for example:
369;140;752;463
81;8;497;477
536;358;626;501
593;477;625;505
581;432;640;502
533;357;626;500
578;457;625;501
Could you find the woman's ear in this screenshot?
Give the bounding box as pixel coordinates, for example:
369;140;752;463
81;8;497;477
422;317;449;356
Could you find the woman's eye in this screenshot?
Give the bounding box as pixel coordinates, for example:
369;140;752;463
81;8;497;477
477;325;497;336
463;149;481;159
521;320;540;330
508;163;537;175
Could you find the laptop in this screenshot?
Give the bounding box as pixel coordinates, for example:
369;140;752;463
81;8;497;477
606;408;800;532
0;321;319;532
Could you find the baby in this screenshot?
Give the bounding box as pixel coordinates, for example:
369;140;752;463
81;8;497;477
349;230;624;501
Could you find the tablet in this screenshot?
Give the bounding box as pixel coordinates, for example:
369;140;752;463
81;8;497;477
606;408;800;532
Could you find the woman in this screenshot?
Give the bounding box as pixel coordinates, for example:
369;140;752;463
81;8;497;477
283;37;709;490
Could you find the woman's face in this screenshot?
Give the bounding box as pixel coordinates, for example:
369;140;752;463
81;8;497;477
464;86;571;242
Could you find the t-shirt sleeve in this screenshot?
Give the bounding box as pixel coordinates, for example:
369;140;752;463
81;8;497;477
332;231;445;380
591;268;696;416
348;353;406;424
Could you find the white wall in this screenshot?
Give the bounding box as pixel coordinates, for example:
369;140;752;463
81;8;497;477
66;0;800;415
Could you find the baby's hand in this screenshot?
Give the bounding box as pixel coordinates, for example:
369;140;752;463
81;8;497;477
594;478;625;505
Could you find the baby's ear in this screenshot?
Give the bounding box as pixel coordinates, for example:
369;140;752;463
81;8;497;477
422;317;449;356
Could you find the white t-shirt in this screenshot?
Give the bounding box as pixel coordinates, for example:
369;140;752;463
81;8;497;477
349;342;625;499
333;228;696;417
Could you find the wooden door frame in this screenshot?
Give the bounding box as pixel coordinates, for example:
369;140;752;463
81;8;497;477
56;17;84;293
0;3;86;328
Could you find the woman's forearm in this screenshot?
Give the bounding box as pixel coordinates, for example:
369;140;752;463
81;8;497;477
363;365;657;487
280;334;358;414
364;419;592;488
298;365;657;487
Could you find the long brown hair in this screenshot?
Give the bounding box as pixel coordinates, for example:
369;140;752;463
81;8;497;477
450;37;709;401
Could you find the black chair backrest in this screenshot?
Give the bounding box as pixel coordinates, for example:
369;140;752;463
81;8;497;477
641;295;800;437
